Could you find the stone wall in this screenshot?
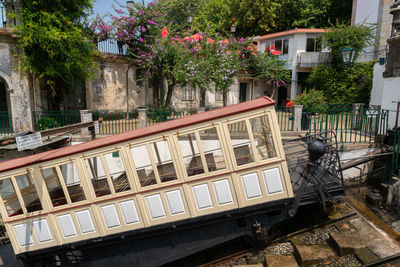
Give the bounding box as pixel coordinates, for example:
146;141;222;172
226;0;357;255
0;31;33;133
85;54;148;110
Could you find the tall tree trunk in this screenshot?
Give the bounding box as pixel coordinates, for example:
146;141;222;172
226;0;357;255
223;88;228;107
152;78;160;107
200;88;206;108
164;82;176;108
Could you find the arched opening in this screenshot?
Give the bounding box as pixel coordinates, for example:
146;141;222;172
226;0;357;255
0;76;12;134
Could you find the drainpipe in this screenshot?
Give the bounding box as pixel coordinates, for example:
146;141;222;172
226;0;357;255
126;63;131;114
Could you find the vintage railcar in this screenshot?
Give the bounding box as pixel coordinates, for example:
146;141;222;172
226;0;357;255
0;97;344;266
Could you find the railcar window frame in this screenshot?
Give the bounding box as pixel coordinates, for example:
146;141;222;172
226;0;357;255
0;170;45;218
224;111;280;169
127;135;181;190
41;166;70;208
173;124;229;180
38;159;92;211
82;148;135;199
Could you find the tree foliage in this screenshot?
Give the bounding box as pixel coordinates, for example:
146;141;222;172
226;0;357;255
193;0;279;37
14;0;96;95
274;0;352;32
189;0;352;38
305;24;375;105
323;24;375;65
153;0;204;33
306;61;375;105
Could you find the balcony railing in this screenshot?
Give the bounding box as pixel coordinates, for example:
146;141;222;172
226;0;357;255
97;39;128;55
297;52;331;68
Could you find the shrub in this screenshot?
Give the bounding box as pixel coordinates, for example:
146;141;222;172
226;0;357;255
146;106;174;122
37;117;60;130
294;89;326;113
306;61;374;105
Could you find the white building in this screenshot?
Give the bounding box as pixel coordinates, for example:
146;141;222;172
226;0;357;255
351;0;393;63
356;0;398;128
253;29;330;103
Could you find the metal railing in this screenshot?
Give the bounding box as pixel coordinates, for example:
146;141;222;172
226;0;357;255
390;127;400;185
0;111;12;135
97;39;128;55
276;106;293;131
33;110;81;131
92;110;138;135
147;110;197;126
303;105;389;145
15;105;392;144
32;109;196;135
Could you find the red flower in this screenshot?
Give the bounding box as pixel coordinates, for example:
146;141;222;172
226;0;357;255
207;38;215;44
161;27;168;38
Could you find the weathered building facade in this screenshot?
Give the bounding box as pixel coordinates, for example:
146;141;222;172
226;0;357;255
0;29;33;133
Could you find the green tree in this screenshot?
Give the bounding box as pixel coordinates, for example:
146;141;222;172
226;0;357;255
154;0;204;34
193;0;279;37
305;24;375;105
14;0;96;101
273;0;352;32
323;24;375;66
190;0;352;37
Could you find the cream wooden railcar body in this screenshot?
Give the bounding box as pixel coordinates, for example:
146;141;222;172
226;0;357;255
0;97;295;265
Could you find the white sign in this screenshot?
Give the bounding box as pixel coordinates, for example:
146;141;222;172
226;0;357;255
94;121;99;135
81;113;92;123
16;132;43;151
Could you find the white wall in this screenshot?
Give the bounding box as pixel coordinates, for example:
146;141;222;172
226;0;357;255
378;77;400;129
352;0;381;62
370;63;386;106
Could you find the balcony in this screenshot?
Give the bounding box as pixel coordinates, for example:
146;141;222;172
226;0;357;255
97;39;128;56
297;52;331;68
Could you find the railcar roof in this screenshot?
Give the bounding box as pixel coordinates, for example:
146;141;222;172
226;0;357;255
0;97;275;173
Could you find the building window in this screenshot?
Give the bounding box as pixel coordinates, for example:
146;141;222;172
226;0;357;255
275;40;282;52
283;40;289;54
306;37;322;52
183;86;195;100
266;39;289;55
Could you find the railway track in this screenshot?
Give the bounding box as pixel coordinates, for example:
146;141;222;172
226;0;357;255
166;200;400;267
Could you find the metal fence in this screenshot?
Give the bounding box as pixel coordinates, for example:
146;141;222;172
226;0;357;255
146;110;197;126
302;106;389;145
33;110;81;131
276;106;293;131
97;39;128;55
32;109;196;136
92;110;138;135
0;111;12;135
17;105;395;145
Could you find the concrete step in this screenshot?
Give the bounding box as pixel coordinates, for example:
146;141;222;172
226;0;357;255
354;247;379;265
329;232;366;256
293;244;335;267
265;254;299;267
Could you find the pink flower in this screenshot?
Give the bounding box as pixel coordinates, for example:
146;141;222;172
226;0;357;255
147;19;157;25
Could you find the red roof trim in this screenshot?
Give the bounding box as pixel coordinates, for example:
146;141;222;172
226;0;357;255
256;29;327;41
0;97;275;173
